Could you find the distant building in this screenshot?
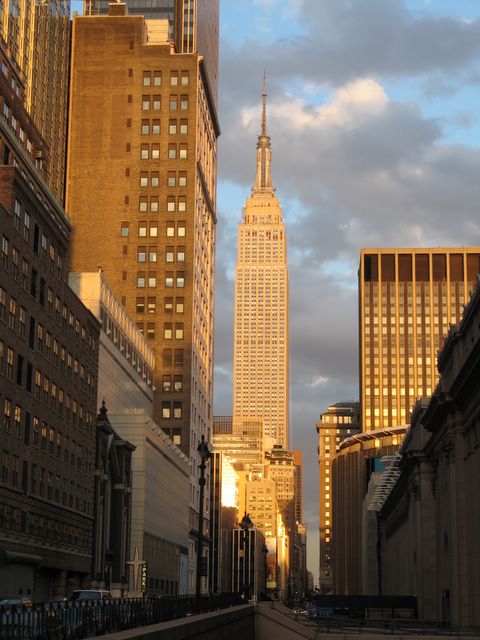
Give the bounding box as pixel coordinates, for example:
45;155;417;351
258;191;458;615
377;278;480;626
233;80;289;450
316;402;360;594
331;426;406;595
70;271;190;595
359;248;480;431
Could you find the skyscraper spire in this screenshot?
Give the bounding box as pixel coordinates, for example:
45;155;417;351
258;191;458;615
262;71;267;136
253;74;273;193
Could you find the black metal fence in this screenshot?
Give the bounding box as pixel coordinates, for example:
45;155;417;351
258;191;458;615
0;593;244;640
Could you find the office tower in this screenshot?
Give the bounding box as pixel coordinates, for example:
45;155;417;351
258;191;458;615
83;0;219;109
293;451;303;524
360;248;480;431
316;402;360;594
66;4;218;594
0;46;100;598
0;0;70;200
233;80;289;450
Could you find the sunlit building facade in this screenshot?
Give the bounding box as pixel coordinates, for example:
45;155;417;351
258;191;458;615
0;0;70;200
316;402;360;594
359;248;480;431
66;4;219;594
233;81;289;450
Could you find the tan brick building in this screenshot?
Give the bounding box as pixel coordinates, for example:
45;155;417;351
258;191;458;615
65;4;218;593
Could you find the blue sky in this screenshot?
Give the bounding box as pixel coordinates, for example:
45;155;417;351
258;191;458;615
215;0;480;583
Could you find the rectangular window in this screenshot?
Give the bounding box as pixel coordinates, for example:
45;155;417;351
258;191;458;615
140;144;149;159
137;246;146;262
176;297;184;313
136;297;145;313
121;222;129;236
180;119;188;134
181;71;189;86
137;272;146;288
180;95;189;110
175;323;184;339
166;246;174;262
152;95;161;110
167;197;176;211
176;272;185;288
142;95;150;110
151;172;159;187
146;323;155;339
138;222;147;237
151;144;160;160
179;172;187;187
164;297;173;313
148;273;157;288
164;323;172;339
167;171;176;187
174;349;184;367
166;223;175;237
178;197;186;212
179;144;188;159
148;247;157;262
163;349;172;366
162;402;171;419
150;197;159;213
169;119;177;134
169;95;178;110
147;297;156;314
143;71;151;86
152;119;160;135
141;119;150;135
149;222;158;237
139;197;148;212
173;401;182;419
162;375;171;391
153;71;162;86
174;375;183;391
165;272;174;288
168;144;177;159
177;223;186;237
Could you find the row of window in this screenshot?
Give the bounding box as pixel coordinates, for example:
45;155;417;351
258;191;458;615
140;143;188;160
142;70;189;87
136;271;185;289
138;196;187;213
141;95;189;111
138;170;187;188
121;221;186;237
140;118;188;135
136;246;185;263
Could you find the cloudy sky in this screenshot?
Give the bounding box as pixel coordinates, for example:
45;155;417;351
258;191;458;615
215;0;480;583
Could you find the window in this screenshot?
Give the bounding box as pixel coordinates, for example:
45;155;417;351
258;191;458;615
163;376;171;391
152;95;161;110
141;120;150;135
137;246;146;262
166;223;175;237
142;95;150;110
176;272;185;287
173;402;182;419
152;119;160;135
174;375;183;391
18;307;26;337
6;348;14;379
151;144;160;160
181;71;189;86
179;144;187;159
150;197;158;212
166;246;174;262
148;273;157;288
8;297;16;330
167;197;176;212
165;272;174;288
146;323;155;339
167;171;176;187
149;222;158;237
175;323;184;339
143;71;151;86
177;223;186;237
176;298;184;313
164;323;172;339
163;349;172;366
1;235;9;267
137;272;145;288
136;297;145;313
178;197;186;212
23;212;30;241
153;71;162;86
147;297;156;314
164;297;173;313
162;402;171;419
121;222;129;236
140;144;149;159
180;95;189;110
151;171;159;187
170;71;178;86
14;200;20;230
180;119;188;134
148;247;157;262
168;144;177;159
177;247;185;262
0;288;5;321
3;398;11;431
139;197;148;212
174;349;184;367
169;95;178;110
138;222;147;237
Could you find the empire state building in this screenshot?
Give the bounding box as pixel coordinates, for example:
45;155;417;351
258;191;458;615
233;80;289;450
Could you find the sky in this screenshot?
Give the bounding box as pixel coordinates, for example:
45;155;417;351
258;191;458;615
215;0;480;584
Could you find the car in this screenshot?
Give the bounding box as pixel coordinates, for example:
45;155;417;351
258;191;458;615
68;590;112;601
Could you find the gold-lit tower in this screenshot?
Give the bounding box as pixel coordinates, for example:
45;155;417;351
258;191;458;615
233;78;289;450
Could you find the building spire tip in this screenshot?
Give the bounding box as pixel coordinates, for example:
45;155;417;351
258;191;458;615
261;73;267;136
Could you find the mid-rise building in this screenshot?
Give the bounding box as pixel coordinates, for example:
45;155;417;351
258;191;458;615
66;4;218;593
233;80;289;450
359;248;480;431
316;402;360;594
0;50;100;599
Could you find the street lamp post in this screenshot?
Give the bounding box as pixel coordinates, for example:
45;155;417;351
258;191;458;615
195;435;211;599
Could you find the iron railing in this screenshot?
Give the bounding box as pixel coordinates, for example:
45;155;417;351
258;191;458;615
0;593;244;640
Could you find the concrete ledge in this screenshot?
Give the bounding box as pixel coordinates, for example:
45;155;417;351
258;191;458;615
93;604;254;640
